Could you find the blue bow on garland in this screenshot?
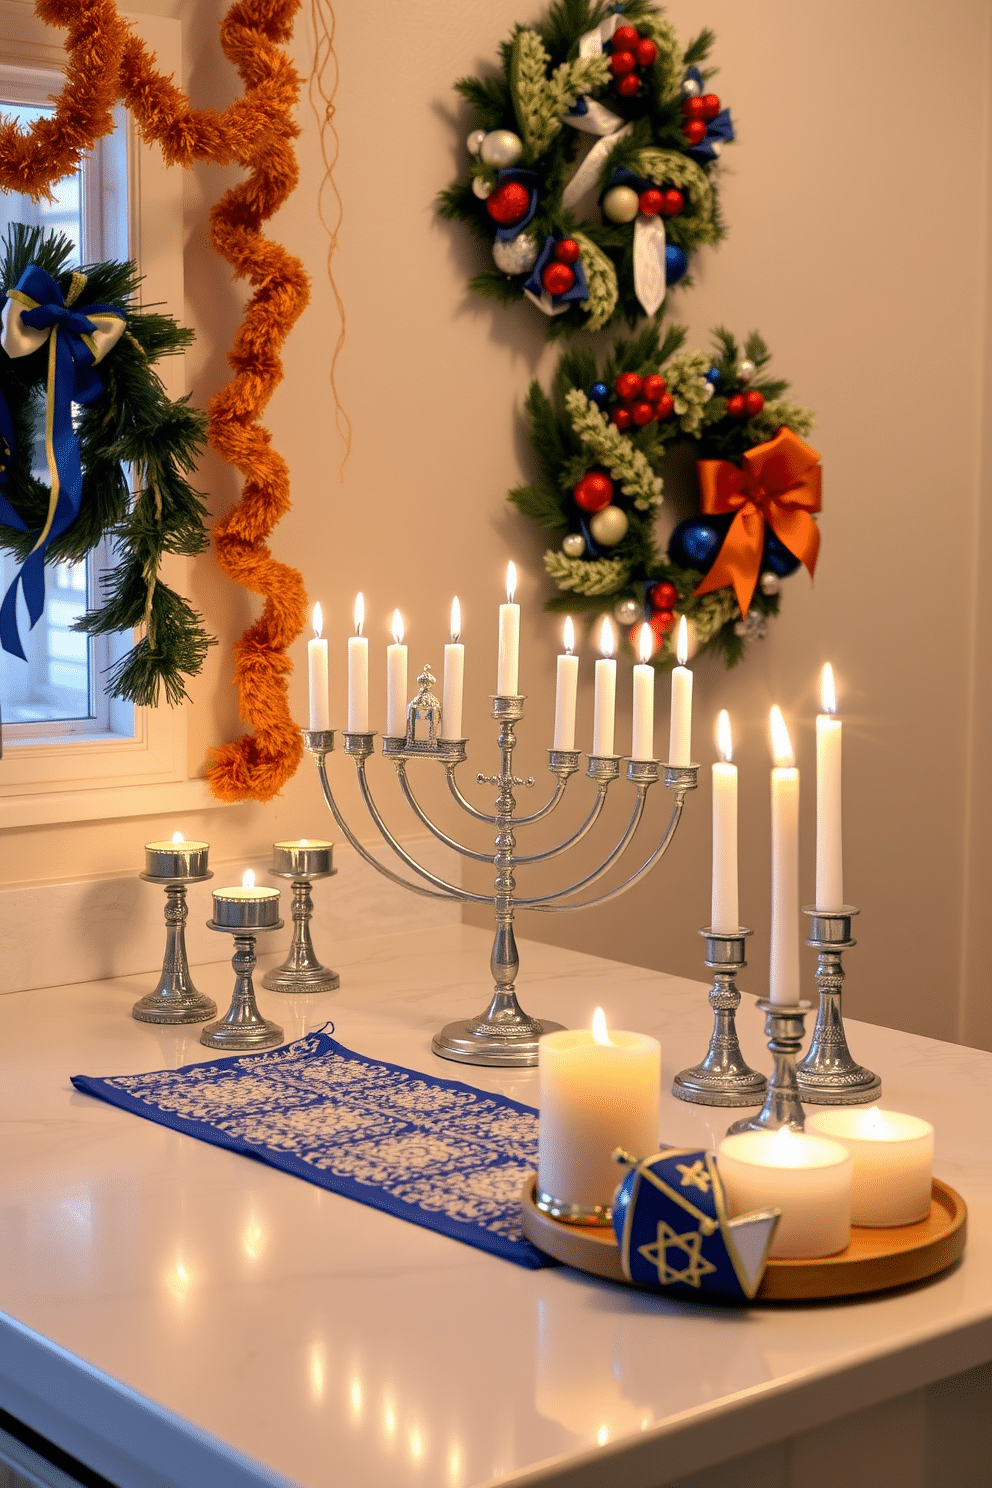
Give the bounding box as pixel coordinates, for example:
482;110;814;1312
523;235;590;315
494;168;540;242
0;265;125;660
687;108;734;164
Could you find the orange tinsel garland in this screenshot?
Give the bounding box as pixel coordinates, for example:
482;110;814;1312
0;0;310;803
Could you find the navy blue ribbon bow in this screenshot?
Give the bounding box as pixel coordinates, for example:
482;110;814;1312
687;108;735;165
523;235;590;308
0;265;125;660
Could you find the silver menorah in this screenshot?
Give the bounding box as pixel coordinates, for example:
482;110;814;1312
302;664;697;1067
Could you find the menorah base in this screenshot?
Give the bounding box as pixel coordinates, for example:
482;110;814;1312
261;965;340;995
432;1015;565;1067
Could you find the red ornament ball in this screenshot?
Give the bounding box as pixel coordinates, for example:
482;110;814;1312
616;72;640;97
681;95;707;120
744;389;765;416
553;238;581;265
609;49;636;76
726;393;746;418
660;188;685;217
615;372;644;403
642;374;666;403
638;189;664;218
612;24;640;49
542;262;575;296
650;581;679;611
650;609;676;636
485;181;530;226
682;119;707;146
573;471;614;513
631;400;655;427
610;407;633;431
699;93;722;121
655;392;675;419
636;37;658;67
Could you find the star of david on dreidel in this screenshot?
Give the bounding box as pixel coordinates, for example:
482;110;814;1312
202;872;284;1051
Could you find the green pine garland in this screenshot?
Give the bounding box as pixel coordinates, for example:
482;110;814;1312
0;224;213;707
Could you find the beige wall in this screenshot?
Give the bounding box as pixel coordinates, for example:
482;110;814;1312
3;0;992;1048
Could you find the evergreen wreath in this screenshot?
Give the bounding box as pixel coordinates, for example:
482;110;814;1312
0;224;213;706
509;323;819;668
438;0;733;339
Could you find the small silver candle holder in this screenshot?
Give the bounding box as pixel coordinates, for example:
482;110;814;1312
133;870;216;1026
201;919;285;1051
796;907;881;1105
672;928;767;1107
726;1000;812;1135
262;840;339;994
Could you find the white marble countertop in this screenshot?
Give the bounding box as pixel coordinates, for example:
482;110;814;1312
0;924;989;1488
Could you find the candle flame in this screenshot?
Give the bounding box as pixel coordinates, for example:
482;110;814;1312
354;592;364;637
242;869;256;890
866;1105;885;1134
598;615;615;659
821;662;836;715
591;1006;612;1046
506;561;517;604
563;615;575;655
312;602;323;640
171;831;184;845
450;596;461;642
770;705;795;768
299;839;308;846
391;609;404;645
676;614;689;666
717;709;733;763
637;622;653;665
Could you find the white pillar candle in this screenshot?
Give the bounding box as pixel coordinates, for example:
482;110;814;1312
668;615;692;765
553;616;579;750
806;1108;934;1227
386;609;407;738
538;1008;661;1214
440;596;465;740
711;709;739;933
592;616;616;757
816;662;843;912
717;1128;853;1259
497;561;520;696
308;602;330;731
347;592;369;733
631;623;655;761
769;706;800;1005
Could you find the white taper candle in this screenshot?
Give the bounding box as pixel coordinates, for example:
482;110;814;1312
441;597;465;740
347;592;369;733
711;709;739;933
308;602;330;731
769;706;800;1005
668;616;692;765
497;562;520;696
592;616;616;757
816;662;843;911
631;623;655;761
553;616;579;750
386;610;407;738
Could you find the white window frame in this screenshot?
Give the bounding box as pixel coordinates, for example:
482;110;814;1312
0;6;220;827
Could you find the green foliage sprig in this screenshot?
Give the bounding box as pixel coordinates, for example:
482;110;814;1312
0;224;213;706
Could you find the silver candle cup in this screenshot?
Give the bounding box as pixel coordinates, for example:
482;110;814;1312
211;884;281;930
144;839;209;881
262;840;339;995
133;840;215;1025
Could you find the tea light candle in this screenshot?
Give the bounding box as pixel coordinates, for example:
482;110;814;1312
553;616;579;751
630;623;655;761
271;839;334;878
538;1009;660;1216
591;616;616;757
441;597;465;740
348;593;369;733
497;562;520;696
717;1127;852;1259
386;610;407;737
144;832;209;881
806;1107;934;1227
308;603;330;732
212;870;280;929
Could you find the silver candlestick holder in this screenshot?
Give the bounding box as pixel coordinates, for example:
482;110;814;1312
133;872;216;1025
201;919;285;1051
262;841;339;994
726;1000;812;1135
796;907;880;1105
672;928;767;1107
303;663;697;1068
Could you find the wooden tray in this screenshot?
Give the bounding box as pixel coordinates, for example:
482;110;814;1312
520;1175;967;1302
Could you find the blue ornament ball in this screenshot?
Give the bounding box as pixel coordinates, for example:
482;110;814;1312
668;516;730;574
705;366;721;384
588;381;610;407
762;529;802;578
665;244;690;285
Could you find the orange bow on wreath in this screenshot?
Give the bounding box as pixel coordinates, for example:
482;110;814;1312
694;427;822;617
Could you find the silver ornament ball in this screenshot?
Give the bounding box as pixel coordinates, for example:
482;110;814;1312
466;129;486;156
702;382;714;401
759;570;781;596
492;233;539;275
480;129;524;168
471;176;493;200
602;185;640;224
738;358;757;383
562;533;586;558
614;598;642;627
682;76;702;98
589;505;629;547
